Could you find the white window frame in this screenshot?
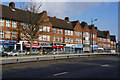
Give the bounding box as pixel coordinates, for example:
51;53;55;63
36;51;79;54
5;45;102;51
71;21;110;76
71;38;73;43
39;35;42;40
53;28;56;33
0;18;4;26
47;35;50;41
12;32;17;39
43;26;47;32
47;27;50;32
12;21;17;28
60;37;62;42
80;32;82;37
43;35;46;41
6;20;11;27
68;30;70;35
39;26;42;31
0;30;4;38
60;29;62;34
53;36;55;41
65;37;67;42
57;29;59;34
68;38;70;43
65;30;67;35
5;31;11;38
71;31;73;36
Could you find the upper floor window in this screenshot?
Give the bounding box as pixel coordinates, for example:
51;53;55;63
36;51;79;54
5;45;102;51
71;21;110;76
83;32;89;37
43;35;46;41
53;36;55;42
5;31;11;38
12;21;17;28
114;42;116;45
47;35;50;41
43;26;46;32
39;35;42;40
12;32;17;39
92;34;96;38
68;38;70;43
75;38;78;43
79;39;82;43
65;37;67;42
107;39;110;42
21;23;26;29
68;30;70;35
57;29;59;34
47;27;50;32
108;44;110;47
65;30;67;35
71;31;73;36
71;38;73;43
111;41;113;44
75;32;78;36
6;20;10;27
60;37;62;42
53;28;56;33
57;37;59;41
0;18;4;26
80;32;82;37
60;29;62;34
0;30;4;38
39;26;42;31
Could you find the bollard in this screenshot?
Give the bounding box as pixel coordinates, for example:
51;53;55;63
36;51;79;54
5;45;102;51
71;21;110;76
67;56;69;58
37;58;39;62
16;59;19;63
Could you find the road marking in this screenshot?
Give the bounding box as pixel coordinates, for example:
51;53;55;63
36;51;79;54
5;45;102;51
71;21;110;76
53;72;68;76
101;64;110;67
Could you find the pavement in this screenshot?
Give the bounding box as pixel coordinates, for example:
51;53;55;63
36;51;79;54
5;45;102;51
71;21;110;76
2;55;119;79
1;53;118;64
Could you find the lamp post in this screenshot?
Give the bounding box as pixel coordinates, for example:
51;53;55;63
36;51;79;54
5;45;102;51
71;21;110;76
91;18;98;53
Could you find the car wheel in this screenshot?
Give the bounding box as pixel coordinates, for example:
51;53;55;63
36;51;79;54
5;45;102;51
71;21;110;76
14;54;17;56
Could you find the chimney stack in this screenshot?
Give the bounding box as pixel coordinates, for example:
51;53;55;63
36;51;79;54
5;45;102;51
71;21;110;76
65;17;69;22
9;2;15;8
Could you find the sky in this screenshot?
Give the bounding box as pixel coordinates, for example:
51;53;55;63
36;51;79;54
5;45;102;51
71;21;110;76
1;1;119;42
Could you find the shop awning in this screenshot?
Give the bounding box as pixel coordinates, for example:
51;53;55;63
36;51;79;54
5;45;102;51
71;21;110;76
24;43;40;48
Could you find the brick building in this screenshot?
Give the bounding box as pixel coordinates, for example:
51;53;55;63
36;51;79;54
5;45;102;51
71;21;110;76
0;2;117;53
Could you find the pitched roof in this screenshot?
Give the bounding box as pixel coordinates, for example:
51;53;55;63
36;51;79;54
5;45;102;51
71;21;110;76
97;30;109;38
80;21;87;28
71;21;78;28
48;16;73;30
0;4;43;23
110;35;116;41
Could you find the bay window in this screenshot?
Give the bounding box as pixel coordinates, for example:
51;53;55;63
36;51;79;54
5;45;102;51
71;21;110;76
12;21;17;28
5;31;11;38
6;20;11;27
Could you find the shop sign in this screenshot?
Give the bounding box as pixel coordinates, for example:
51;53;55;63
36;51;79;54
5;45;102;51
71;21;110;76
0;40;17;45
66;44;73;47
76;45;83;48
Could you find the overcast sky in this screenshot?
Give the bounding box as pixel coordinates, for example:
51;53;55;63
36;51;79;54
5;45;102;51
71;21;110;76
1;1;119;42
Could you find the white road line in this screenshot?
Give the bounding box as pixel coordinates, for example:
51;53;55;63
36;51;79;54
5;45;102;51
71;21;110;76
53;72;68;76
101;64;110;67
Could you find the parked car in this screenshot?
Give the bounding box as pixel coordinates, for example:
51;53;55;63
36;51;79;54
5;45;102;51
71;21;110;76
44;49;53;54
18;50;27;55
27;50;39;54
9;50;19;56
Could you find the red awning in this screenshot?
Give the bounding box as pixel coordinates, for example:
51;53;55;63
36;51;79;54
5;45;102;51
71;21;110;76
24;43;40;48
52;46;64;48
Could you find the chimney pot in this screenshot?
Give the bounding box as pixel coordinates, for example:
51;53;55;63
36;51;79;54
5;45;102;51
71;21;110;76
9;2;15;8
65;17;69;22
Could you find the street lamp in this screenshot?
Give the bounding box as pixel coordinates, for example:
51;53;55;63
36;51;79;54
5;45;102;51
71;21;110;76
91;18;98;53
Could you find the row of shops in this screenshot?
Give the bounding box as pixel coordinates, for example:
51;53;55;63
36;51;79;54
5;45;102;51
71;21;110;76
0;40;113;54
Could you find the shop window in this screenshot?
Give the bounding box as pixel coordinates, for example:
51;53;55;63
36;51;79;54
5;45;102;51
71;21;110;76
6;20;11;27
0;18;4;26
12;21;17;28
0;30;4;38
5;31;11;38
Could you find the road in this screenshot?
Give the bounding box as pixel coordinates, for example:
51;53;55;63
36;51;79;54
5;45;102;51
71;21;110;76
2;55;119;79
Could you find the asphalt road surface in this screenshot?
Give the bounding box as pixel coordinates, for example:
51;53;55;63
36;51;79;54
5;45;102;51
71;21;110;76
2;55;119;79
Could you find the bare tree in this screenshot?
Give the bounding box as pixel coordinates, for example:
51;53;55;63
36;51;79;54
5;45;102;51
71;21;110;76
18;1;48;54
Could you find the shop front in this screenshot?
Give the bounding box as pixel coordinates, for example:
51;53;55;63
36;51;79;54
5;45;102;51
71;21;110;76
72;44;83;53
91;45;98;53
0;40;18;52
65;44;74;54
